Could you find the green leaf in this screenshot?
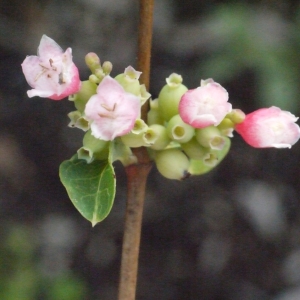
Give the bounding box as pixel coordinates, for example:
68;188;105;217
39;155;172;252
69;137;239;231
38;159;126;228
59;156;116;226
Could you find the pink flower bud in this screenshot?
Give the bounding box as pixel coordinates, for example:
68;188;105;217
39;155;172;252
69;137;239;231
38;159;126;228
235;106;300;148
21;35;81;100
84;76;141;141
179;79;231;128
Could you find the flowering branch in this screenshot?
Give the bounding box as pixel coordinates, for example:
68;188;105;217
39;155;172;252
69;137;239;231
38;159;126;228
21;1;300;299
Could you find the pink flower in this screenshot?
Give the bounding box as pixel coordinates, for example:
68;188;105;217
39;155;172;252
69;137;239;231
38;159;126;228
235;106;300;148
85;76;141;141
179;79;231;128
21;35;81;100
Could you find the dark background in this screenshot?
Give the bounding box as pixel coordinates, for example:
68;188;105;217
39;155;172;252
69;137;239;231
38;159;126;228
1;0;300;299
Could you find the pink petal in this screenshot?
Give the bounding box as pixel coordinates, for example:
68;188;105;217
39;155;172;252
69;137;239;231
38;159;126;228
179;81;231;128
85;76;141;141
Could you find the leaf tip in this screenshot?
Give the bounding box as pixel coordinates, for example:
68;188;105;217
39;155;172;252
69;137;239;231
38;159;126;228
91;220;99;227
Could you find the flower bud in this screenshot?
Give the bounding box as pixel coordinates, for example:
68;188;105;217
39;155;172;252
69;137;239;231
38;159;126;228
115;66;142;96
69;80;97;112
149;124;171;150
68;111;89;131
226;109;246;124
89;74;100;84
131;119;148;134
147;108;165;126
121;124;158;148
147;99;164;125
166;114;195;143
94;68;106;81
158;73;188;121
188;137;231;175
85;52;101;73
217;117;234;137
77;130;109;163
196;126;225;150
102;61;113;75
155;149;190;180
181;137;207;160
235;106;300;148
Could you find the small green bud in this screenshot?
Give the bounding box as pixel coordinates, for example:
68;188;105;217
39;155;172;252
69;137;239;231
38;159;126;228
94;68;106;81
203;152;218;167
196;126;225;150
121;132;146;148
149;124;171;150
155;149;190;180
188;137;231;175
166;114;195;143
181;137;208;160
226;109;246;124
121;126;157;148
143;127;158;146
132;119;148;134
158;73;188;121
89;74;100;84
147;108;164;126
102;61;113;75
78;130;109;163
70;80;97;112
217;118;234;131
85;52;101;73
68;111;89;131
115;66;142;96
68;110;81;126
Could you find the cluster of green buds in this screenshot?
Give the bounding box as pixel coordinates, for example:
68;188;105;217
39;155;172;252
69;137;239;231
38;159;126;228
146;74;243;179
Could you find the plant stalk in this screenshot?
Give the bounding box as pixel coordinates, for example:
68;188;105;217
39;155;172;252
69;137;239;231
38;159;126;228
117;0;154;299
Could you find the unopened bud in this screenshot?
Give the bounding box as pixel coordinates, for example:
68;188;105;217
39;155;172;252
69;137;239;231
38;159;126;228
166;114;195;143
115;66;141;96
89;74;100;84
227;109;246;124
121;127;157;148
102;61;113;75
149;124;171;150
188;137;231;175
158;73;188;121
85;52;101;73
78;130;109;163
155;149;190;180
181;137;207;160
196;126;225;150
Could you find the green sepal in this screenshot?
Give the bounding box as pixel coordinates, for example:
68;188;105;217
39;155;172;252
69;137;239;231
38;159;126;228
189;137;231;175
59;154;116;226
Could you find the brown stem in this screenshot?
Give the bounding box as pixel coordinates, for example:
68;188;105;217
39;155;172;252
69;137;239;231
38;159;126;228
118;163;152;300
117;1;154;300
137;0;154;122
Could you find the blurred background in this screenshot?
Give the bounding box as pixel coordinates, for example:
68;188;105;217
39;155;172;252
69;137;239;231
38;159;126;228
1;0;300;299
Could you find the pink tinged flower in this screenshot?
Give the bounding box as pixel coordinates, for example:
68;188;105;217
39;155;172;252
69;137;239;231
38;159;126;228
84;76;141;141
21;35;81;100
179;79;231;128
235;106;300;148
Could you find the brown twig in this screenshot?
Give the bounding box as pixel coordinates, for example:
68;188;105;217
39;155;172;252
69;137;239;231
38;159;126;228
117;0;154;300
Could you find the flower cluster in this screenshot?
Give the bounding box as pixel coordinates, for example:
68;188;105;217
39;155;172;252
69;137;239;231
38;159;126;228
22;36;300;180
